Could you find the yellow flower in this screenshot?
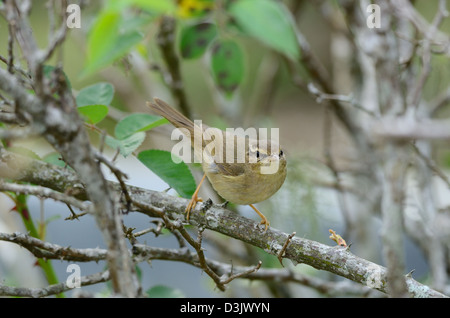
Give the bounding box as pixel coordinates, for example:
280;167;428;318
176;0;214;18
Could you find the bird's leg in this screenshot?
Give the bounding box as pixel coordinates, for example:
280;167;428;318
185;173;206;221
249;204;270;231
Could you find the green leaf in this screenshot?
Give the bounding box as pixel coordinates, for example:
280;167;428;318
84;10;120;74
135;265;143;282
443;152;450;168
137;149;196;199
115;113;168;140
76;83;113;123
180;22;218;59
146;285;185;298
76;82;115;107
211;39;244;96
229;0;300;60
77;105;109;124
83;10;144;76
106;132;146;157
42;152;66;168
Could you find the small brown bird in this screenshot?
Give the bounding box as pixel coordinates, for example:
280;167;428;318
147;98;287;231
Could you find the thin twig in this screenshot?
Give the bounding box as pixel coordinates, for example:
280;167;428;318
174;222;227;291
156;15;192;118
39;0;68;65
411;142;450;189
95;152;132;212
277;232;296;267
7;23;14;74
64;210;88;221
408;0;449;111
308;83;378;118
221;261;262;285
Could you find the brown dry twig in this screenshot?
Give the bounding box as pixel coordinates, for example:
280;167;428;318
277;232;296;266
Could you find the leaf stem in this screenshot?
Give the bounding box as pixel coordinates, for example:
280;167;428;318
13;194;64;298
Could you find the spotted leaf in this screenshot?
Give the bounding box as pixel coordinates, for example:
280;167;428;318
210;39;244;96
180;22;217;59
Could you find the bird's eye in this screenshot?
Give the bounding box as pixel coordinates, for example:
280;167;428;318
256;150;260;159
279;150;284;156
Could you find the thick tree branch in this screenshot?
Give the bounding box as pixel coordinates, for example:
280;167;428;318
0;150;446;298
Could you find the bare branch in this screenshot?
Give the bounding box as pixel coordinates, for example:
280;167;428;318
372;118;450;140
307;83;379;117
0;180;91;212
220;261;262;285
0;270;110;298
0;232;107;262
